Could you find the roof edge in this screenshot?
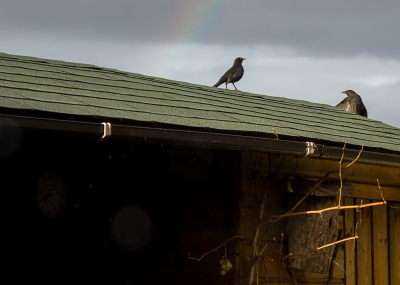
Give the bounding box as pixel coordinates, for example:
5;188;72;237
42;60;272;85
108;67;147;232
2;114;400;168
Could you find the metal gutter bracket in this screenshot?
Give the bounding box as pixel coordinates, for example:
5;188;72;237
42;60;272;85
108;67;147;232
303;142;317;158
99;122;112;141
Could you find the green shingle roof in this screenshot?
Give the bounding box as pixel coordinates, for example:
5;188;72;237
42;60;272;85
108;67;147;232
1;51;400;153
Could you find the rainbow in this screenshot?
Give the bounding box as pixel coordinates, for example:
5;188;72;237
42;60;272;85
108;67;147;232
150;0;236;78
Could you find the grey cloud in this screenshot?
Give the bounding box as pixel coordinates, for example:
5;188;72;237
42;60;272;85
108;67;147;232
1;1;399;59
0;1;399;127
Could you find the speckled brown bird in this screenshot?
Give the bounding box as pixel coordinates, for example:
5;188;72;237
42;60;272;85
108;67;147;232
335;90;368;117
213;57;246;91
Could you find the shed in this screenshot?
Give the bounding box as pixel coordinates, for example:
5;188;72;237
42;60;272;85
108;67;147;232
1;51;399;284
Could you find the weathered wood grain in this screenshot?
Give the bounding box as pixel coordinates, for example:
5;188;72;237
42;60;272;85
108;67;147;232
343;197;356;285
356;198;372;284
389;202;400;285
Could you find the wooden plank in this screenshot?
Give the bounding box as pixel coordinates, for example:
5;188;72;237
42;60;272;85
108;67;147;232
344;184;400;202
241;169;265;205
238;206;257;238
372;204;389;285
332;249;346;279
241;154;400;202
242;152;400;189
389;202;400;285
280;176;399;202
240;169;287;240
344;197;356;285
356;198;372;285
238;277;344;284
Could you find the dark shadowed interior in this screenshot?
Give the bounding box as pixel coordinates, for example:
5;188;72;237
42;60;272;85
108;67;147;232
3;131;238;284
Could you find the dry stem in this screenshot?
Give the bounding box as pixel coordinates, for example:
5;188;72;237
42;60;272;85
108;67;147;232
337;143;346;207
269;172;330;223
338;142;363;207
344;142;364;169
272;127;278;140
268;200;386;219
377;178;386;203
291;235;358;261
327;230;344;285
188;235;246;262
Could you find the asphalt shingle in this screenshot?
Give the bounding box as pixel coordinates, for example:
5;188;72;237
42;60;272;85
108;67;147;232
1;51;400;153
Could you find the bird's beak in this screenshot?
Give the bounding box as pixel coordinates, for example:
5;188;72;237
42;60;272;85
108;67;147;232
242;57;247;60
341;91;346;94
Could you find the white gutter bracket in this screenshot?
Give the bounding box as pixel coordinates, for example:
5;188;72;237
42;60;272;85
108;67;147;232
303;141;317;158
98;122;112;141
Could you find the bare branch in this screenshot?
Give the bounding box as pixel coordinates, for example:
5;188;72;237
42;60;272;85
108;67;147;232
188;236;247;262
278;233;283;285
258;242;269;257
283;259;299;285
282;253;292;261
291;235;358;261
337;143;346;207
268;200;386;219
272;127;278;140
327;229;344;285
377;179;387;204
338;142;364;207
344;142;364;169
259;181;269;220
269;172;330;223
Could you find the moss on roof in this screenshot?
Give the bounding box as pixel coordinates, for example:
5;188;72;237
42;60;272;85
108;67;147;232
1;51;400;153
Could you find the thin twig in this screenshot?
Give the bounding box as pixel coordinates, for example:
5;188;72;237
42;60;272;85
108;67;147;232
377;179;387;204
291;236;358;261
283;258;299;285
273;237;279;249
188;236;246;261
269;172;330;223
338;143;346;207
282;253;292;261
272;127;278;140
344;143;364;169
259;181;269;220
352;222;359;264
273;237;297;284
278;233;283;285
267;200;386;219
250;174;271;285
258;242;269;257
327;230;344;285
356;200;364;227
337;143;364;207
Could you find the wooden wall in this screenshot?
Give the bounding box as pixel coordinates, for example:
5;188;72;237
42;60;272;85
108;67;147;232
3;134;239;284
238;151;400;285
344;198;400;285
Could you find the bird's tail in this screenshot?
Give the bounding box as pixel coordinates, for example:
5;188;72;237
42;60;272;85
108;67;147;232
213;80;224;87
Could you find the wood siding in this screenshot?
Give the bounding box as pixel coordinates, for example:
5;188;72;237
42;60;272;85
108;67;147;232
240;152;400;285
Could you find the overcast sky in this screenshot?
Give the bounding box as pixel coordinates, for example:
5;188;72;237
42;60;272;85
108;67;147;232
1;1;399;127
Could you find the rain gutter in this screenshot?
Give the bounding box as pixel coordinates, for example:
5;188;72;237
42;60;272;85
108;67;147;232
1;114;400;168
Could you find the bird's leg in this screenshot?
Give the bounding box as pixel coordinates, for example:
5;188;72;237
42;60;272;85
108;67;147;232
225;83;228;89
232;83;238;91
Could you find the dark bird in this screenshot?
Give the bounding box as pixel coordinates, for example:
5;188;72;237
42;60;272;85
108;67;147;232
213;57;246;91
335;90;368;117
